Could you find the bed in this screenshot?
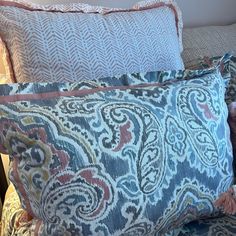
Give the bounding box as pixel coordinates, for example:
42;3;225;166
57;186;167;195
0;0;236;235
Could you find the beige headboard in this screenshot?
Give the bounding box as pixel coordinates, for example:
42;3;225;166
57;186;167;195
26;0;236;28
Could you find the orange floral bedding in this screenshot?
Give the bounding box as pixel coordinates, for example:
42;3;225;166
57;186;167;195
1;184;35;236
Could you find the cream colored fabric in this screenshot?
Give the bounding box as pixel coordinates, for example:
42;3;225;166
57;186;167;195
0;154;10;185
1;184;35;236
0;39;14;83
182;23;236;68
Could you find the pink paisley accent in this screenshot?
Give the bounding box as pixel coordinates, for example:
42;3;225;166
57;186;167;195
15;211;33;229
113;121;132;152
198;103;217;121
57;174;74;184
49;148;70;176
34;219;43;236
80;169;111;218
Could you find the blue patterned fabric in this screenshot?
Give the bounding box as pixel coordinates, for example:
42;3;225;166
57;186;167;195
0;68;233;235
177;214;236;236
187;54;236;105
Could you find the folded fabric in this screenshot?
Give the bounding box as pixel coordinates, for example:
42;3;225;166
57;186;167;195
185;54;236;105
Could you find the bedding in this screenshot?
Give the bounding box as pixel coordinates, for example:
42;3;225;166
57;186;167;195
0;0;235;234
0;0;183;83
1;184;35;236
0;65;233;235
177;215;236;236
0;39;13;84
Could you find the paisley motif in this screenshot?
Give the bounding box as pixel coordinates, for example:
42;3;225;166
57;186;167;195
96;103;166;195
41;167;114;224
177;76;222;168
165;115;187;157
120;222;153;236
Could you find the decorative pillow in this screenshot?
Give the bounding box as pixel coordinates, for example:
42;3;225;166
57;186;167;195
0;0;183;83
182;23;236;68
0;69;233;235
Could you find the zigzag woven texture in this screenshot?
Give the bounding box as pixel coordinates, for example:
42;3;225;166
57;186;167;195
0;0;183;82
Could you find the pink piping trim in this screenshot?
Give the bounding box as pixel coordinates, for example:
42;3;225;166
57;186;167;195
0;82;168;104
34;220;42;236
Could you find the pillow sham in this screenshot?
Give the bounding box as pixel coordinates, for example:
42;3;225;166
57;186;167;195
0;0;183;83
0;69;233;235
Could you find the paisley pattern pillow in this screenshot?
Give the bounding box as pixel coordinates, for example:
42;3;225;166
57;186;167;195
0;70;233;235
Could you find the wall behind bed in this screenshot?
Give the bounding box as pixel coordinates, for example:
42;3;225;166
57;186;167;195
28;0;236;28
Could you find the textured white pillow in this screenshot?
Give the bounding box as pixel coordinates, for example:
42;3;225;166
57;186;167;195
0;0;183;83
182;23;236;68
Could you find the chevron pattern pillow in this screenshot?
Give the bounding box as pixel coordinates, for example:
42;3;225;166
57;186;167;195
0;0;183;83
0;69;233;235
